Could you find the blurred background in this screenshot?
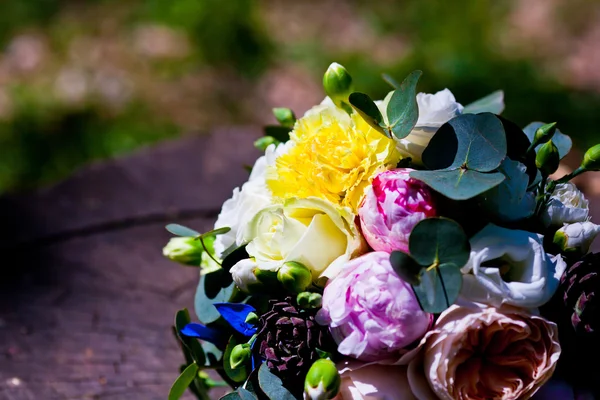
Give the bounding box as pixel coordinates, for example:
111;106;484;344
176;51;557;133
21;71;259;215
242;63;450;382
1;0;600;195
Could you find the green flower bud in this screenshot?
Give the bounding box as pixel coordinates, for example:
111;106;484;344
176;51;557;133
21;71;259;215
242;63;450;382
245;312;259;325
297;292;323;309
254;268;279;287
582;143;600;171
254;136;280;152
533;122;557;145
304;359;341;400
162;237;203;266
535;139;560;176
273;107;296;128
277;261;312;293
323;62;353;108
229;343;252;370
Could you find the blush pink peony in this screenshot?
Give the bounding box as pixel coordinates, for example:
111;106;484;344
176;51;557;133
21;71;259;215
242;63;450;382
317;252;432;362
358;168;436;253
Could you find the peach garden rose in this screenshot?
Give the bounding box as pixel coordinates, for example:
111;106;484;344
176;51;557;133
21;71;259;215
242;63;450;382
406;303;561;400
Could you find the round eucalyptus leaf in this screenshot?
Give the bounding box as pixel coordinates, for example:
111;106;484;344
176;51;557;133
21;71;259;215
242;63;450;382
409;217;471;268
410;169;505;201
389;251;423;285
412;263;462;314
386;70;422;139
195;269;237;324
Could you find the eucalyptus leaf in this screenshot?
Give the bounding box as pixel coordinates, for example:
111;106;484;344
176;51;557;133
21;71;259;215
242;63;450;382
498;116;537;184
220;389;257;400
201;340;223;365
221;244;249;272
258;364;296;400
223;336;249;383
386;70;422;139
381;73;401;89
348;92;387;136
195;269;237;324
166;224;201;237
408;218;470;268
169;362;199;400
389;251;423;285
523;122;572;159
462;90;505;115
411;169;505;201
200;227;232;239
412;263;462;313
175;309;206;366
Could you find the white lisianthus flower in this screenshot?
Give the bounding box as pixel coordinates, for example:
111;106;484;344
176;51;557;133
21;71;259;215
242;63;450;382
543;182;590;227
229;258;262;293
230;197;365;291
554;221;600;256
212;143;287;258
460;224;567;309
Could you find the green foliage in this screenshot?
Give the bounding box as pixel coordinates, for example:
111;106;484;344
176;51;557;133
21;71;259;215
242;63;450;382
194;269;237;324
257;364;296;400
169;362;200;400
385;70;422;139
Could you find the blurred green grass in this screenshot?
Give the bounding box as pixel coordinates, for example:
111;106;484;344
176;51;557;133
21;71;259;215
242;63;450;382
1;0;599;194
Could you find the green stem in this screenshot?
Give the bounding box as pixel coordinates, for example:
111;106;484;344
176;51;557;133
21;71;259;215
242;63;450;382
199;236;222;267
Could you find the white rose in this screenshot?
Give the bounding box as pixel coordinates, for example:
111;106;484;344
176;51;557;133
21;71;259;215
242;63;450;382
234;197;364;288
543;182;590;227
554;221;600;256
213;143;286;258
460;224;567;308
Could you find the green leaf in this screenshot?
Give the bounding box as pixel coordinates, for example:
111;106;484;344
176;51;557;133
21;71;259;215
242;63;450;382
200;227;231;239
201;340;223;365
264;125;291;143
273;108;296;128
411;169;505;201
408;218;471;267
386;70;422;139
462;90;505;115
348;92;387;136
449;113;506;171
389;251;423;285
167;224;201;237
169;362;200;400
195;269;237;324
258;364;296;400
220;388;257;400
412;263;462;313
175;309;206;366
523;121;572;159
223;336;249;383
381;73;401;89
221;244;249;272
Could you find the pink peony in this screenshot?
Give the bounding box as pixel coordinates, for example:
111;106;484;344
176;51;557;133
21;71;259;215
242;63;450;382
317;252;432;362
406;303;561;400
358;168;436;253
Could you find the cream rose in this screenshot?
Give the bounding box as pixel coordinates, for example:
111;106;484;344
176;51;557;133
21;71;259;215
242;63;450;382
232;197;365;288
407;303;561;400
333;363;417;400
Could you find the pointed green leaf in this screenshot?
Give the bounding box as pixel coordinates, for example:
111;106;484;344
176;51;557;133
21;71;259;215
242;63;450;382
523;122;572;159
200;227;231;239
220;388;257;400
412;263;462;313
223;336;249;383
462;90;505;115
348;92;388;136
258;364;296;400
166;224;201;237
408;217;471;267
175;309;206;366
382;73;401;89
389;251;423;285
195;269;237;324
169;362;200;400
411;169;505;201
386;70;422;139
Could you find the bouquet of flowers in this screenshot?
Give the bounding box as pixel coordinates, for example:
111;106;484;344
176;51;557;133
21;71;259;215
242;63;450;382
162;63;600;400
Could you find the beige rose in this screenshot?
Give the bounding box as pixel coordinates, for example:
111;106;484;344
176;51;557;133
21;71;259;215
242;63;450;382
333;363;417;400
406;303;561;400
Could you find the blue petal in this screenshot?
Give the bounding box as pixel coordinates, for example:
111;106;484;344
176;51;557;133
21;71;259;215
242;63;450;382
180;322;227;347
214;302;258;337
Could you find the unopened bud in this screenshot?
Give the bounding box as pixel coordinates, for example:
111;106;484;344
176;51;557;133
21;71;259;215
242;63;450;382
323;62;353;108
162;237;203;266
254;136;280;152
553;222;600;256
229;343;252;370
533;122;557;145
582;143;600;171
297;292;323;309
244;312;259;325
304;359;341;400
536;139;560;176
273;108;296;128
277;261;312;293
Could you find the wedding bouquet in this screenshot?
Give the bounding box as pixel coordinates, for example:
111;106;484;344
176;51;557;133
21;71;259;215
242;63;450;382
162;63;600;400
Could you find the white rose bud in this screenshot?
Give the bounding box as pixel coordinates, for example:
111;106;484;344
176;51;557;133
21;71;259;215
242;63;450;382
554;222;600;256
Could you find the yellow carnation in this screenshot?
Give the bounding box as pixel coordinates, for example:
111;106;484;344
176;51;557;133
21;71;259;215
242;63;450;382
266;105;401;212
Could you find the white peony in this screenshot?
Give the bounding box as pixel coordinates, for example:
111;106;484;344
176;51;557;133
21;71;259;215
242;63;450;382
543;182;590;227
460;224;567;309
212;143;287;258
